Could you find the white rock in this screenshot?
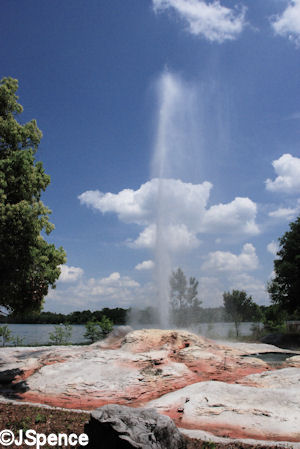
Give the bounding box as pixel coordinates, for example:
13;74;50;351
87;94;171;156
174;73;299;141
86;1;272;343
148;380;300;441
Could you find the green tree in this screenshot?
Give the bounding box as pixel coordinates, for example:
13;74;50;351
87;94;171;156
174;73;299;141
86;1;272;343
84;321;103;343
223;290;261;337
170;268;187;311
261;304;287;332
268;216;300;316
169;268;202;326
84;316;113;343
99;315;113;335
0;77;66;315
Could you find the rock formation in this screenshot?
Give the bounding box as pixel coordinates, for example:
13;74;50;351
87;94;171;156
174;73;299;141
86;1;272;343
0;328;299;446
84;404;186;449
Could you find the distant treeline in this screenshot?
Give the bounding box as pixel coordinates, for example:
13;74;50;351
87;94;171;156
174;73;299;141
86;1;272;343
0;308;128;325
128;304;295;324
0;304;291;325
130;306;234;324
0;306;238;325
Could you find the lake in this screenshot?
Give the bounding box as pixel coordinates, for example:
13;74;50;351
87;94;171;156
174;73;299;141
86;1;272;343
0;322;260;346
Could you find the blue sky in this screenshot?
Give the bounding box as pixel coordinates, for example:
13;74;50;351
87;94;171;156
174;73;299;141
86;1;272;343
1;0;300;313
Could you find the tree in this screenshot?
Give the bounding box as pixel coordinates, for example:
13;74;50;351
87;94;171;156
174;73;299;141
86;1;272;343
170;268;187;312
169;268;202;326
98;315;113;336
0;77;66;315
84;316;113;343
223;290;261;337
84;321;103;343
261;304;287;332
268;216;300;316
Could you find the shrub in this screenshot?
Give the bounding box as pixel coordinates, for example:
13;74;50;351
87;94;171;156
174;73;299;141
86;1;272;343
84;316;113;343
49;323;72;345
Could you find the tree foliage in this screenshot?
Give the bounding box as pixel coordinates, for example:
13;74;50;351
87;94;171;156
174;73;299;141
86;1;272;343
0;307;128;324
49;323;72;345
0;77;66;315
0;325;24;346
169;268;202;326
84;316;113;343
268;216;300;316
223;290;261;337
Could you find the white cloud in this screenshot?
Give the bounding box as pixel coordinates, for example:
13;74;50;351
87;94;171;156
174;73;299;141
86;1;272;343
59;265;84;282
266;154;300;194
201;197;259;235
135;260;155;271
269;205;299;220
46;272;142;311
153;0;246;43
228;273;268;305
84;272;140;297
271;0;300;47
79;178;259;252
202;243;258;273
130;223;201;251
267;241;279;256
198;276;224;307
79;178;212;227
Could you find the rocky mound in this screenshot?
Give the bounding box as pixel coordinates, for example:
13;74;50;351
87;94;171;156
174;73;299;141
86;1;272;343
1;328;299;446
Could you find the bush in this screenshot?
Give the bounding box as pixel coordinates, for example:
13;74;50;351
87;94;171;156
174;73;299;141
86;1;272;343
84;316;113;343
49;323;72;345
0;325;12;346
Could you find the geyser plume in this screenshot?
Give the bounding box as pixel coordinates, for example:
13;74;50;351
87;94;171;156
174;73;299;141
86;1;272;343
151;72;198;327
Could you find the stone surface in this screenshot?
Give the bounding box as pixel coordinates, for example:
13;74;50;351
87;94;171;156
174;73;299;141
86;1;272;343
147;380;300;442
180;429;300;448
285;354;300;367
240;366;300;389
0;329;270;408
1;328;299;446
84;404;186;449
215;340;299;354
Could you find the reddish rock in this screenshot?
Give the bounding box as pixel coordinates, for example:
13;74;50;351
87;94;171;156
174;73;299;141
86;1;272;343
2;329;298;446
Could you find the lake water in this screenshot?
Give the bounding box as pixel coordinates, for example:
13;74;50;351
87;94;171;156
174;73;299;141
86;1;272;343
0;322;260;346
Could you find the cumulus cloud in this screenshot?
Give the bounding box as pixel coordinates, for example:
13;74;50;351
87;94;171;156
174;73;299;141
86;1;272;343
83;272;139;297
267;241;279;256
202;243;258;273
271;0;300;46
46;271;141;312
269;205;299;220
198;276;224;307
266;154;300;194
135;260;155;271
228;273;268;304
130;224;201;251
201;197;259;235
59;265;84;282
79;178;212;227
79;178;259;252
152;0;246;43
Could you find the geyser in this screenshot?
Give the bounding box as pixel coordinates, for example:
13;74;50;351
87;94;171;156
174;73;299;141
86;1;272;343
151;71;199;328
